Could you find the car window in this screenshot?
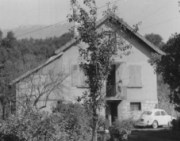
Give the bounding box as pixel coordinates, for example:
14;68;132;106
161;111;167;116
154;111;161;116
142;111;152;115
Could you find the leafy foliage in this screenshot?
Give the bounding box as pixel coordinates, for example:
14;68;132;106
145;33;176;116
0;101;91;141
172;118;180;131
145;33;164;48
0;31;73;79
150;33;180;112
52;101;92;141
68;0;133;141
0;30;73;119
109;119;134;141
0;111;57;141
156;74;177;116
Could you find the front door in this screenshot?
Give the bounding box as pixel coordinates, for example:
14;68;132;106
111;102;118;123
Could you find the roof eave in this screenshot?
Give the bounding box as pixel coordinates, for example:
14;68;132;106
10;52;63;85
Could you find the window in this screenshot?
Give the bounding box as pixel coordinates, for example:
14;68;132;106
161;111;167;116
142;111;152;115
154;111;161;116
130;102;141;111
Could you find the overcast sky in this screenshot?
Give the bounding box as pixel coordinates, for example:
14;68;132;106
0;0;180;42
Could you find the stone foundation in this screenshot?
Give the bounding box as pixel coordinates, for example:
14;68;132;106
117;100;158;120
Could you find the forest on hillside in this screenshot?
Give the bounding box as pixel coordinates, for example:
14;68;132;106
0;30;73;80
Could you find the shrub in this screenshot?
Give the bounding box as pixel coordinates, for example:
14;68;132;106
172;117;180;131
52;101;92;141
0;110;59;141
98;115;109;130
0;101;92;141
109;119;134;141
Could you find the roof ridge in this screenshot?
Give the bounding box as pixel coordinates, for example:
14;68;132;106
55;14;165;55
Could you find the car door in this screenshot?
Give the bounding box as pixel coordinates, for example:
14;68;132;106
154;111;162;125
161;110;169;125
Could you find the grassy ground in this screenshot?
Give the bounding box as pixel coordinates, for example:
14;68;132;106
129;129;180;141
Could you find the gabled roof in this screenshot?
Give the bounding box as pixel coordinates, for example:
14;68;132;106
11;14;165;85
10;52;63;85
55;14;165;55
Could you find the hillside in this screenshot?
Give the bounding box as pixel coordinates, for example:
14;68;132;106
2;22;73;39
0;28;73;80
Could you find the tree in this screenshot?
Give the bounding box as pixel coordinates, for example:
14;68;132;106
145;33;164;48
145;33;175;115
68;0;134;141
15;68;69;112
157;75;175;115
150;33;180;112
0;31;18;119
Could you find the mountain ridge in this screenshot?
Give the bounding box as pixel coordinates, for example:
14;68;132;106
2;22;73;39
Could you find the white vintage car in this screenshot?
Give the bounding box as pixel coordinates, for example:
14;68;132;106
136;109;176;129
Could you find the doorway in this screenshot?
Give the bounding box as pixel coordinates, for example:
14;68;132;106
111;102;118;122
106;101;120;125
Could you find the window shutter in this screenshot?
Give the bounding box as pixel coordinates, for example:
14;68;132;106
128;65;142;87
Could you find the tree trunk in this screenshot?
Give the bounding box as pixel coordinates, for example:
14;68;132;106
92;110;98;141
2;104;5;120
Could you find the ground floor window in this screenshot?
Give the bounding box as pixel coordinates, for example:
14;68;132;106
130;102;141;111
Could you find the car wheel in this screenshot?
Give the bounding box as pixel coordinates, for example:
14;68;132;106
152;121;158;129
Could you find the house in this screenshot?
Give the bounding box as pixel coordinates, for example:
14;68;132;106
10;14;164;125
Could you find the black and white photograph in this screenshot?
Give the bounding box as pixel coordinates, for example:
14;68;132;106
0;0;180;141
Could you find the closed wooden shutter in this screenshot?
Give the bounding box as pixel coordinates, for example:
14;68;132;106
128;65;142;87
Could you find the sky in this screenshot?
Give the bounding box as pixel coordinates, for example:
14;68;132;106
0;0;180;42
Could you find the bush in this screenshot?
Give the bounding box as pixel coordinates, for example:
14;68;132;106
172;117;180;131
52;101;92;141
0;102;92;141
0;111;58;141
97;116;110;141
109;119;134;141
